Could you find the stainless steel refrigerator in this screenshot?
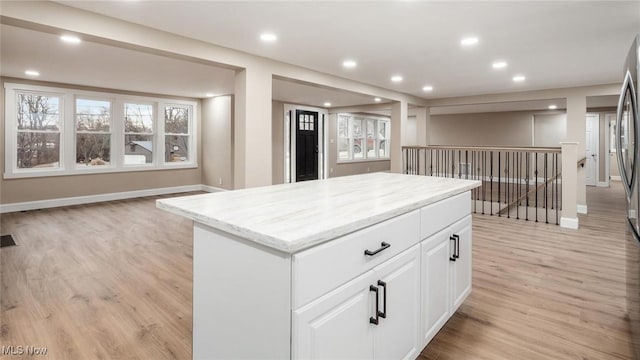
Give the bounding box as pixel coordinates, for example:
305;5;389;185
617;34;640;358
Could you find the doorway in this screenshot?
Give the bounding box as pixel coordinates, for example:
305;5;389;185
585;113;599;186
295;110;319;181
283;104;328;183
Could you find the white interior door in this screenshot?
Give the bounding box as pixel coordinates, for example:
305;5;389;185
585;114;599;186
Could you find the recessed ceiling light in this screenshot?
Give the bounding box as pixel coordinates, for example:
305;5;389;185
206;93;214;97
342;60;357;68
548;105;557;110
422;85;433;92
60;35;81;44
324;102;332;107
492;61;507;69
260;33;277;42
512;75;526;82
391;75;403;82
461;37;479;46
374;97;381;102
25;70;40;77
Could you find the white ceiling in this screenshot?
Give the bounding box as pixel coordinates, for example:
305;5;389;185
2;2;637;114
55;0;640;99
0;24;385;108
0;24;236;98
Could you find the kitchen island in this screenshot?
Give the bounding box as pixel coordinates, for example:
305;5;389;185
157;172;481;360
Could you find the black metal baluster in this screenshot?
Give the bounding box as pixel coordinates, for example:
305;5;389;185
517;151;521;220
506;152;509;218
498;152;501;217
544;153;548;224
483;151;486;215
535;152;538;222
524;151;531;221
553;153;560;225
551;152;554;210
429;149;433;176
491;151;494;216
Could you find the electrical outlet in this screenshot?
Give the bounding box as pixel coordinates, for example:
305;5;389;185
367;167;370;172
330;168;333;173
219;177;223;185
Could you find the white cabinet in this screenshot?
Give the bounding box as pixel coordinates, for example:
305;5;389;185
294;245;421;360
420;230;451;346
420;215;472;348
188;190;475;360
450;217;472;313
293;270;374;360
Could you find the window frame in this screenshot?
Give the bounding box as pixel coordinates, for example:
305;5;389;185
162;103;194;166
74;95;115;170
4;82;198;179
336;113;391;163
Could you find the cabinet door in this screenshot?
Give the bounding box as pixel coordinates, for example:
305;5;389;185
450;216;472;313
293;270;375;360
373;245;421;360
420;230;451;347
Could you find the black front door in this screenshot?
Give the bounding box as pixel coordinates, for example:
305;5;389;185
296;110;319;181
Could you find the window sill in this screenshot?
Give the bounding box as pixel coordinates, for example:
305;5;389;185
4;163;198;179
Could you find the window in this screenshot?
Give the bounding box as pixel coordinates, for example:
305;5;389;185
164;105;192;163
337;113;390;161
4;83;198;178
76;98;111;167
124;102;154;165
16;92;62;170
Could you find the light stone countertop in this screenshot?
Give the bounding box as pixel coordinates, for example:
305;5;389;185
156;173;481;253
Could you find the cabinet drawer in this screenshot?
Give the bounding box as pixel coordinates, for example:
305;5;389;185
292;210;420;309
420;191;470;240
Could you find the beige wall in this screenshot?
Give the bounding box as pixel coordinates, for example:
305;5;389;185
1;77;202;204
533;113;567;147
327;113;391;178
202;95;234;190
430;111;538;147
272;100;285;184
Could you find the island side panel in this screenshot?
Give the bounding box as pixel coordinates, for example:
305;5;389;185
193;223;292;360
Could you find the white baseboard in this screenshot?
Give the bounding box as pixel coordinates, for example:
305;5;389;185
560;217;579;229
611;176;622;181
0;184;205;213
597;181;609;187
577;204;588;214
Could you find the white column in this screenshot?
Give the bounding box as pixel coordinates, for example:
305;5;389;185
234;65;273;189
566;94;587;213
390;100;408;173
560;142;579;229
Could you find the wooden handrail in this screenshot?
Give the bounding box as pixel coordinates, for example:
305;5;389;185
577;157;587;168
402;145;561;153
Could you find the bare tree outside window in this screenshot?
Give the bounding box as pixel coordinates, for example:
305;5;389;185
124;103;154;165
16;93;61;168
76;99;111;166
164;105;190;162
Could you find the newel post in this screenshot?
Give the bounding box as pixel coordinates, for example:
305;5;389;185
560;142;579;229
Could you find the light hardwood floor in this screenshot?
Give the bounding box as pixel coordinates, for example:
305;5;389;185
0;184;634;359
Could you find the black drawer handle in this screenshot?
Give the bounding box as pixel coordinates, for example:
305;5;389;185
377;280;387;319
364;242;391;256
449;236;457;262
452;234;460;259
369;285;379;325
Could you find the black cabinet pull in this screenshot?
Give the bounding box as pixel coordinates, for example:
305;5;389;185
449;236;457;261
369;285;379;325
452;234;460;259
364;242;391;256
377;280;387;319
